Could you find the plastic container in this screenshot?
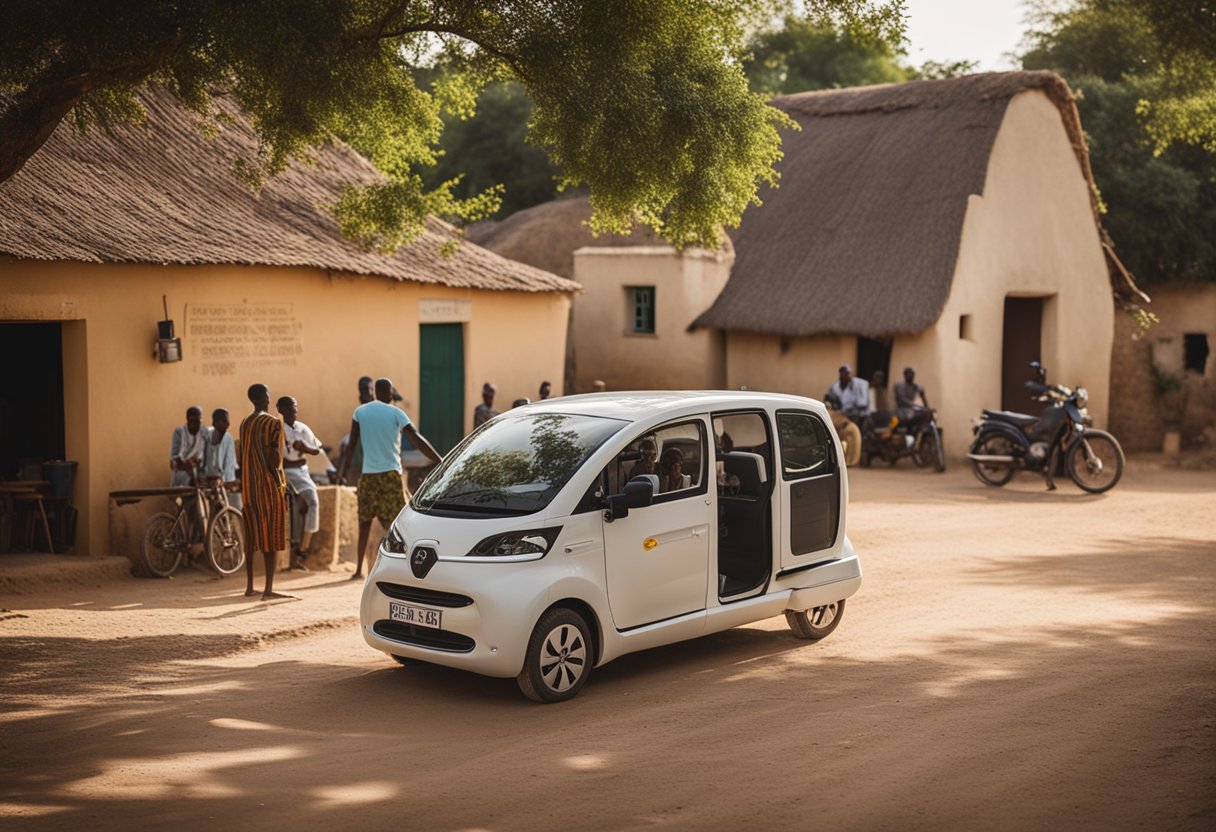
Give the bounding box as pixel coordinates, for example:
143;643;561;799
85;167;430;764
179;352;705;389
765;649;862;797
43;460;78;499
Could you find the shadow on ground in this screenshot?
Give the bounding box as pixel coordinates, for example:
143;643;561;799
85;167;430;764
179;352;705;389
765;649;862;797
2;524;1213;831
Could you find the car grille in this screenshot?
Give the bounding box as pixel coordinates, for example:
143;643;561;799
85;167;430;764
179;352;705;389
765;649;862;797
373;620;476;653
375;581;473;608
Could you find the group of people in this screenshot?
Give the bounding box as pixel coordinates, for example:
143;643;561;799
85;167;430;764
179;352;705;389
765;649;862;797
824;364;930;465
167;374;444;599
472;380;553;429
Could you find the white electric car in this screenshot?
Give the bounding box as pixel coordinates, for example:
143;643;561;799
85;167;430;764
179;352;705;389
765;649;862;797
360;391;862;703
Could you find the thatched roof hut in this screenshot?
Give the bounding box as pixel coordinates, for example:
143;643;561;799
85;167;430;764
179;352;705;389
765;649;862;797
692;71;1138;338
465;196;671;279
0;88;576;294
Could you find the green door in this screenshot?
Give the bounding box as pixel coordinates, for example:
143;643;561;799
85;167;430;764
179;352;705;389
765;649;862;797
419;323;465;454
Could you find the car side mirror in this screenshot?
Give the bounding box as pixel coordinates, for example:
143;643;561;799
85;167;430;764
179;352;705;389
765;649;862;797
605;475;656;522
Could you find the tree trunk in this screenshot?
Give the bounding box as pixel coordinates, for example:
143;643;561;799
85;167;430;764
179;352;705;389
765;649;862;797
0;76;91;185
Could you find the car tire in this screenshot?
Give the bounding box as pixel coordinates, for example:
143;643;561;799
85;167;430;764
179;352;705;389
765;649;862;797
391;655;415;667
517;607;593;704
785;599;845;641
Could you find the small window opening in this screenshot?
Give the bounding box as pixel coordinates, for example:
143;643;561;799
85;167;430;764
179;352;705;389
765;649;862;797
1184;333;1209;374
959;314;973;341
628;286;655;334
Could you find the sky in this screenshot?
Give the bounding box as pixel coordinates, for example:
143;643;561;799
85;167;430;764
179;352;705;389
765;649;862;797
901;0;1032;71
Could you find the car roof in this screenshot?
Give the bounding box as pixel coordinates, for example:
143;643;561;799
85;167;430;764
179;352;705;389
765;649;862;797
518;390;825;423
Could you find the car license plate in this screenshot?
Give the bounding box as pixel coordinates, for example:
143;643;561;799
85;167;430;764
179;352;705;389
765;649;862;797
389;601;442;629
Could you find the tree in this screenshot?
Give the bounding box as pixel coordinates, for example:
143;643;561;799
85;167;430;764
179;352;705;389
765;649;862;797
421;80;566;219
743;13;912;95
1022;0;1216;285
0;0;904;251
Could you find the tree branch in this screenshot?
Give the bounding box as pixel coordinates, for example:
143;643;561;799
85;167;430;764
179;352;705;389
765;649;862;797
0;33;184;184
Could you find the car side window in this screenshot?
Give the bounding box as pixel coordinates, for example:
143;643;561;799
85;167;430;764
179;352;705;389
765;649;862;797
777;411;835;479
613;420;707;501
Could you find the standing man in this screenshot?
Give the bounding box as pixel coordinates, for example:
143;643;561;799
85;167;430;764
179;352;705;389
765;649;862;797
538;380;552;401
202;408;241;510
240;383;292;600
473;382;498;428
341;377;442;580
277;396;321;568
335;375;374;486
169;406;207;486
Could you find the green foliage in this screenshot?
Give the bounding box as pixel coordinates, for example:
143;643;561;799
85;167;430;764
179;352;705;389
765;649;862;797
0;0;905;251
1022;0;1216;285
421;80;566;220
744;13;912;94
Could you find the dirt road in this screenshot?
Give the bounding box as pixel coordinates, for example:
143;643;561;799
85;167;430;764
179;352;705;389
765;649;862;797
2;463;1213;830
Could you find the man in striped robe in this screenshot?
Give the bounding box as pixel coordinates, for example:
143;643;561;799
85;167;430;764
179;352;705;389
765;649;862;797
240;383;293;600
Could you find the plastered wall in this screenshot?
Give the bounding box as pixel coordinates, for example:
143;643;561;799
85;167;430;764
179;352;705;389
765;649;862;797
0;260;570;555
571;246;730;392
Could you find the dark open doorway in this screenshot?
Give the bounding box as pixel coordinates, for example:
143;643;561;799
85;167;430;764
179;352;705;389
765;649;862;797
856;336;892;386
1001;298;1043;412
0;323;66;479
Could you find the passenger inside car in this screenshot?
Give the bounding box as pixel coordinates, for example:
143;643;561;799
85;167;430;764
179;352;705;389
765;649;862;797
659;448;691;492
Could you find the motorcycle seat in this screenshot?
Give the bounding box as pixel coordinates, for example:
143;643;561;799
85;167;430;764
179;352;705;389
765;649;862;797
982;409;1038;428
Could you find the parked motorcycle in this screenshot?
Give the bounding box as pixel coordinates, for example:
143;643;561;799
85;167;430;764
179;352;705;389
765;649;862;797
860;407;945;472
967;383;1124;493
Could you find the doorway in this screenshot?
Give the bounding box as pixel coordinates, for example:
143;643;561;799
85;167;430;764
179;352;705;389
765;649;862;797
856;336;892;386
419;323;465;455
0;323;66;480
1001;298;1043;412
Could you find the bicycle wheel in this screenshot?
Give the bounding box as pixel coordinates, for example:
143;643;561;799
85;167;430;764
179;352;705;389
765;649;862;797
141;512;186;577
206;507;246;576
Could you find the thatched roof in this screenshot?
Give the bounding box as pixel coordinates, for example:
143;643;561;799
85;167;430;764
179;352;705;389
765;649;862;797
0;89;576;293
465;196;669;279
693;71;1140;337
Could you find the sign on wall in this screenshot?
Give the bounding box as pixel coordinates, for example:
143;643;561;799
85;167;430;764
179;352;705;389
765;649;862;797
186;303;304;377
418;298;472;323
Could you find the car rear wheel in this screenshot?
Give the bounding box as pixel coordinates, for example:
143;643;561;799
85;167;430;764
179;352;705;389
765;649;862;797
517;608;592;703
785;599;845;641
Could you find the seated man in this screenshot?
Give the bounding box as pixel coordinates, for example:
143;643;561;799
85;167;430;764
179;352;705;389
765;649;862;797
893;366;931;427
169;406;207;486
824;392;862;467
825;364;871;423
202;408;241;510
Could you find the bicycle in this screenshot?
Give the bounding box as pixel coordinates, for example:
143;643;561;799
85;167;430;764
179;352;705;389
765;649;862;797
140;481;245;577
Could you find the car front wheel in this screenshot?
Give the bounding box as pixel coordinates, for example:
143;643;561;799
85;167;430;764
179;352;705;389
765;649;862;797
517;608;593;703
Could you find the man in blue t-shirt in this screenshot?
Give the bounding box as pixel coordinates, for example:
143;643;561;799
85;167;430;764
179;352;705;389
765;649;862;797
340;377;443;579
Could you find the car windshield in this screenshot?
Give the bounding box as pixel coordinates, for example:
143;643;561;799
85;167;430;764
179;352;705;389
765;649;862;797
412;412;627;516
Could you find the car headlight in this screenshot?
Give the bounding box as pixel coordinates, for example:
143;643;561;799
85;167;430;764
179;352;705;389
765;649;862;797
468;528;561;558
380;525;408;556
1075;387;1088;409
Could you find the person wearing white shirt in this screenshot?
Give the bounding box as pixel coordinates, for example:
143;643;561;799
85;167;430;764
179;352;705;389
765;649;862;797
169;406;207;486
826;364;871;420
202;408;241;510
276;396;321;567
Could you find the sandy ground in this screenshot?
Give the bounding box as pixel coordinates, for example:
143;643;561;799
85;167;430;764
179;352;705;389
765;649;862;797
0;462;1213;830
